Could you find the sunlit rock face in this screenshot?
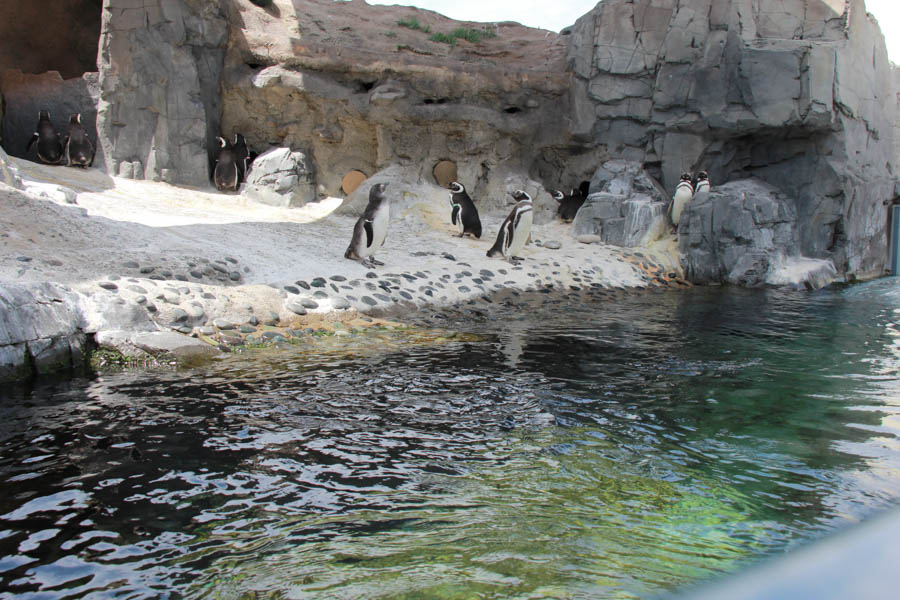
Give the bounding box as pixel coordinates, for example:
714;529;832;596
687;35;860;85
568;0;899;280
1;0;896;283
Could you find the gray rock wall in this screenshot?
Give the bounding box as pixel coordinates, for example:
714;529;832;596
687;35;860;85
568;0;899;281
96;0;228;186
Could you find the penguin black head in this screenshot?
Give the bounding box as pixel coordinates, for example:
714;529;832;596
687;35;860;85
697;170;709;181
680;172;692;182
69;113;82;126
38;109;51;121
551;190;565;202
233;133;246;146
217;136;228;148
449;181;465;194
370;182;388;201
511;190;532;203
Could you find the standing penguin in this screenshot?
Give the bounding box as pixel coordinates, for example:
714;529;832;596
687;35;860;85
448;181;482;238
487;190;533;263
694;171;710;196
552;188;586;223
232;133;251;183
213;136;239;191
345;183;390;268
62;114;95;168
25;110;63;165
668;172;694;231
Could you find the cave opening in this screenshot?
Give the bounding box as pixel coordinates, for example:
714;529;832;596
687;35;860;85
0;0;103;162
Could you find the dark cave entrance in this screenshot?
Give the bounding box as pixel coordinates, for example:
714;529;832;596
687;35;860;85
0;0;103;163
888;199;900;275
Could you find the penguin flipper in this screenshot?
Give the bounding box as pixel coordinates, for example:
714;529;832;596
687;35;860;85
451;204;460;226
26;133;38;154
364;219;374;248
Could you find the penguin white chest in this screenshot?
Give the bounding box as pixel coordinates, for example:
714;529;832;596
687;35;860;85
365;202;390;256
671;184;693;227
507;206;533;257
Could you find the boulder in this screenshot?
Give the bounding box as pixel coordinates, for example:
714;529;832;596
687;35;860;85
241;147;317;207
573;160;668;247
679;178;837;289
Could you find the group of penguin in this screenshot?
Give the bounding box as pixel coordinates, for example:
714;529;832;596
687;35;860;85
344;181;589;267
669;170;710;231
344;172;711;268
212;133;257;191
25;110;95;168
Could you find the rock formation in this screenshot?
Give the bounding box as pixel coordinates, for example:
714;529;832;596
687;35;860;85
0;0;898;286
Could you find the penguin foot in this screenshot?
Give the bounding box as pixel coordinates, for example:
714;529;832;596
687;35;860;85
507;256;523;265
369;258;385;266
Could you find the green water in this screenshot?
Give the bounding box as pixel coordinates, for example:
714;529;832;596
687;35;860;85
1;281;899;598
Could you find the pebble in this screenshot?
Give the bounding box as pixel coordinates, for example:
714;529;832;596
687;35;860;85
442;253;456;261
264;312;280;326
160;270;173;278
247;316;259;326
284;285;300;295
175;274;188;281
400;291;413;300
330;275;347;282
99;282;118;291
311;277;327;288
366;272;379;279
46;259;63;267
577;234;603;244
197;326;216;336
361;296;377;306
332;297;351;310
213;318;236;330
287;300;307;316
190;270;203;279
544;240;562;249
145;304;157;313
313;291;329;299
458;286;471;293
374;293;391;302
300;299;319;309
135;295;146;304
172;309;188;323
225;256;238;264
183;304;205;319
123;260;140;268
202;292;216;300
229;272;241;282
141;266;155;274
239;324;257;334
16;256;32;262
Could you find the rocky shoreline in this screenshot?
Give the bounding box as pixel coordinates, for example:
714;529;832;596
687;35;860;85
0;149;686;383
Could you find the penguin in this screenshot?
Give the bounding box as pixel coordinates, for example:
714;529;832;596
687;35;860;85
62;113;95;168
668;172;694;231
25;110;63;165
486;190;533;263
552;188;586;223
694;170;710;196
448;181;482;238
232;133;251;182
345;182;390;268
213;136;239;191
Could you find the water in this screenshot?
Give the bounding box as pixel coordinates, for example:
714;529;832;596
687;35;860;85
1;280;899;599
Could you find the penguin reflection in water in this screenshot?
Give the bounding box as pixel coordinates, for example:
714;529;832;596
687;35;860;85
668;172;694;232
345;183;390;268
448;181;482;238
25;110;63;165
62;114;95;168
487;190;533;264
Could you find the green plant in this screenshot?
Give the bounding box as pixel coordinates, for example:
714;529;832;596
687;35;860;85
397;17;430;33
385;30;397;38
450;27;497;43
429;32;457;46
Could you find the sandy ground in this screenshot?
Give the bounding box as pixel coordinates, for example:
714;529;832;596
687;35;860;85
1;155;681;343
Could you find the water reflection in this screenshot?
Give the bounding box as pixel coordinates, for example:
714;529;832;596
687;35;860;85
1;281;899;598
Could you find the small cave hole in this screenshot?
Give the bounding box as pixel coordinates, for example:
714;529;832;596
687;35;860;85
342;170;368;195
433;160;458;187
503;106;522;114
356;80;376;94
423;98;449;105
245;62;263;70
